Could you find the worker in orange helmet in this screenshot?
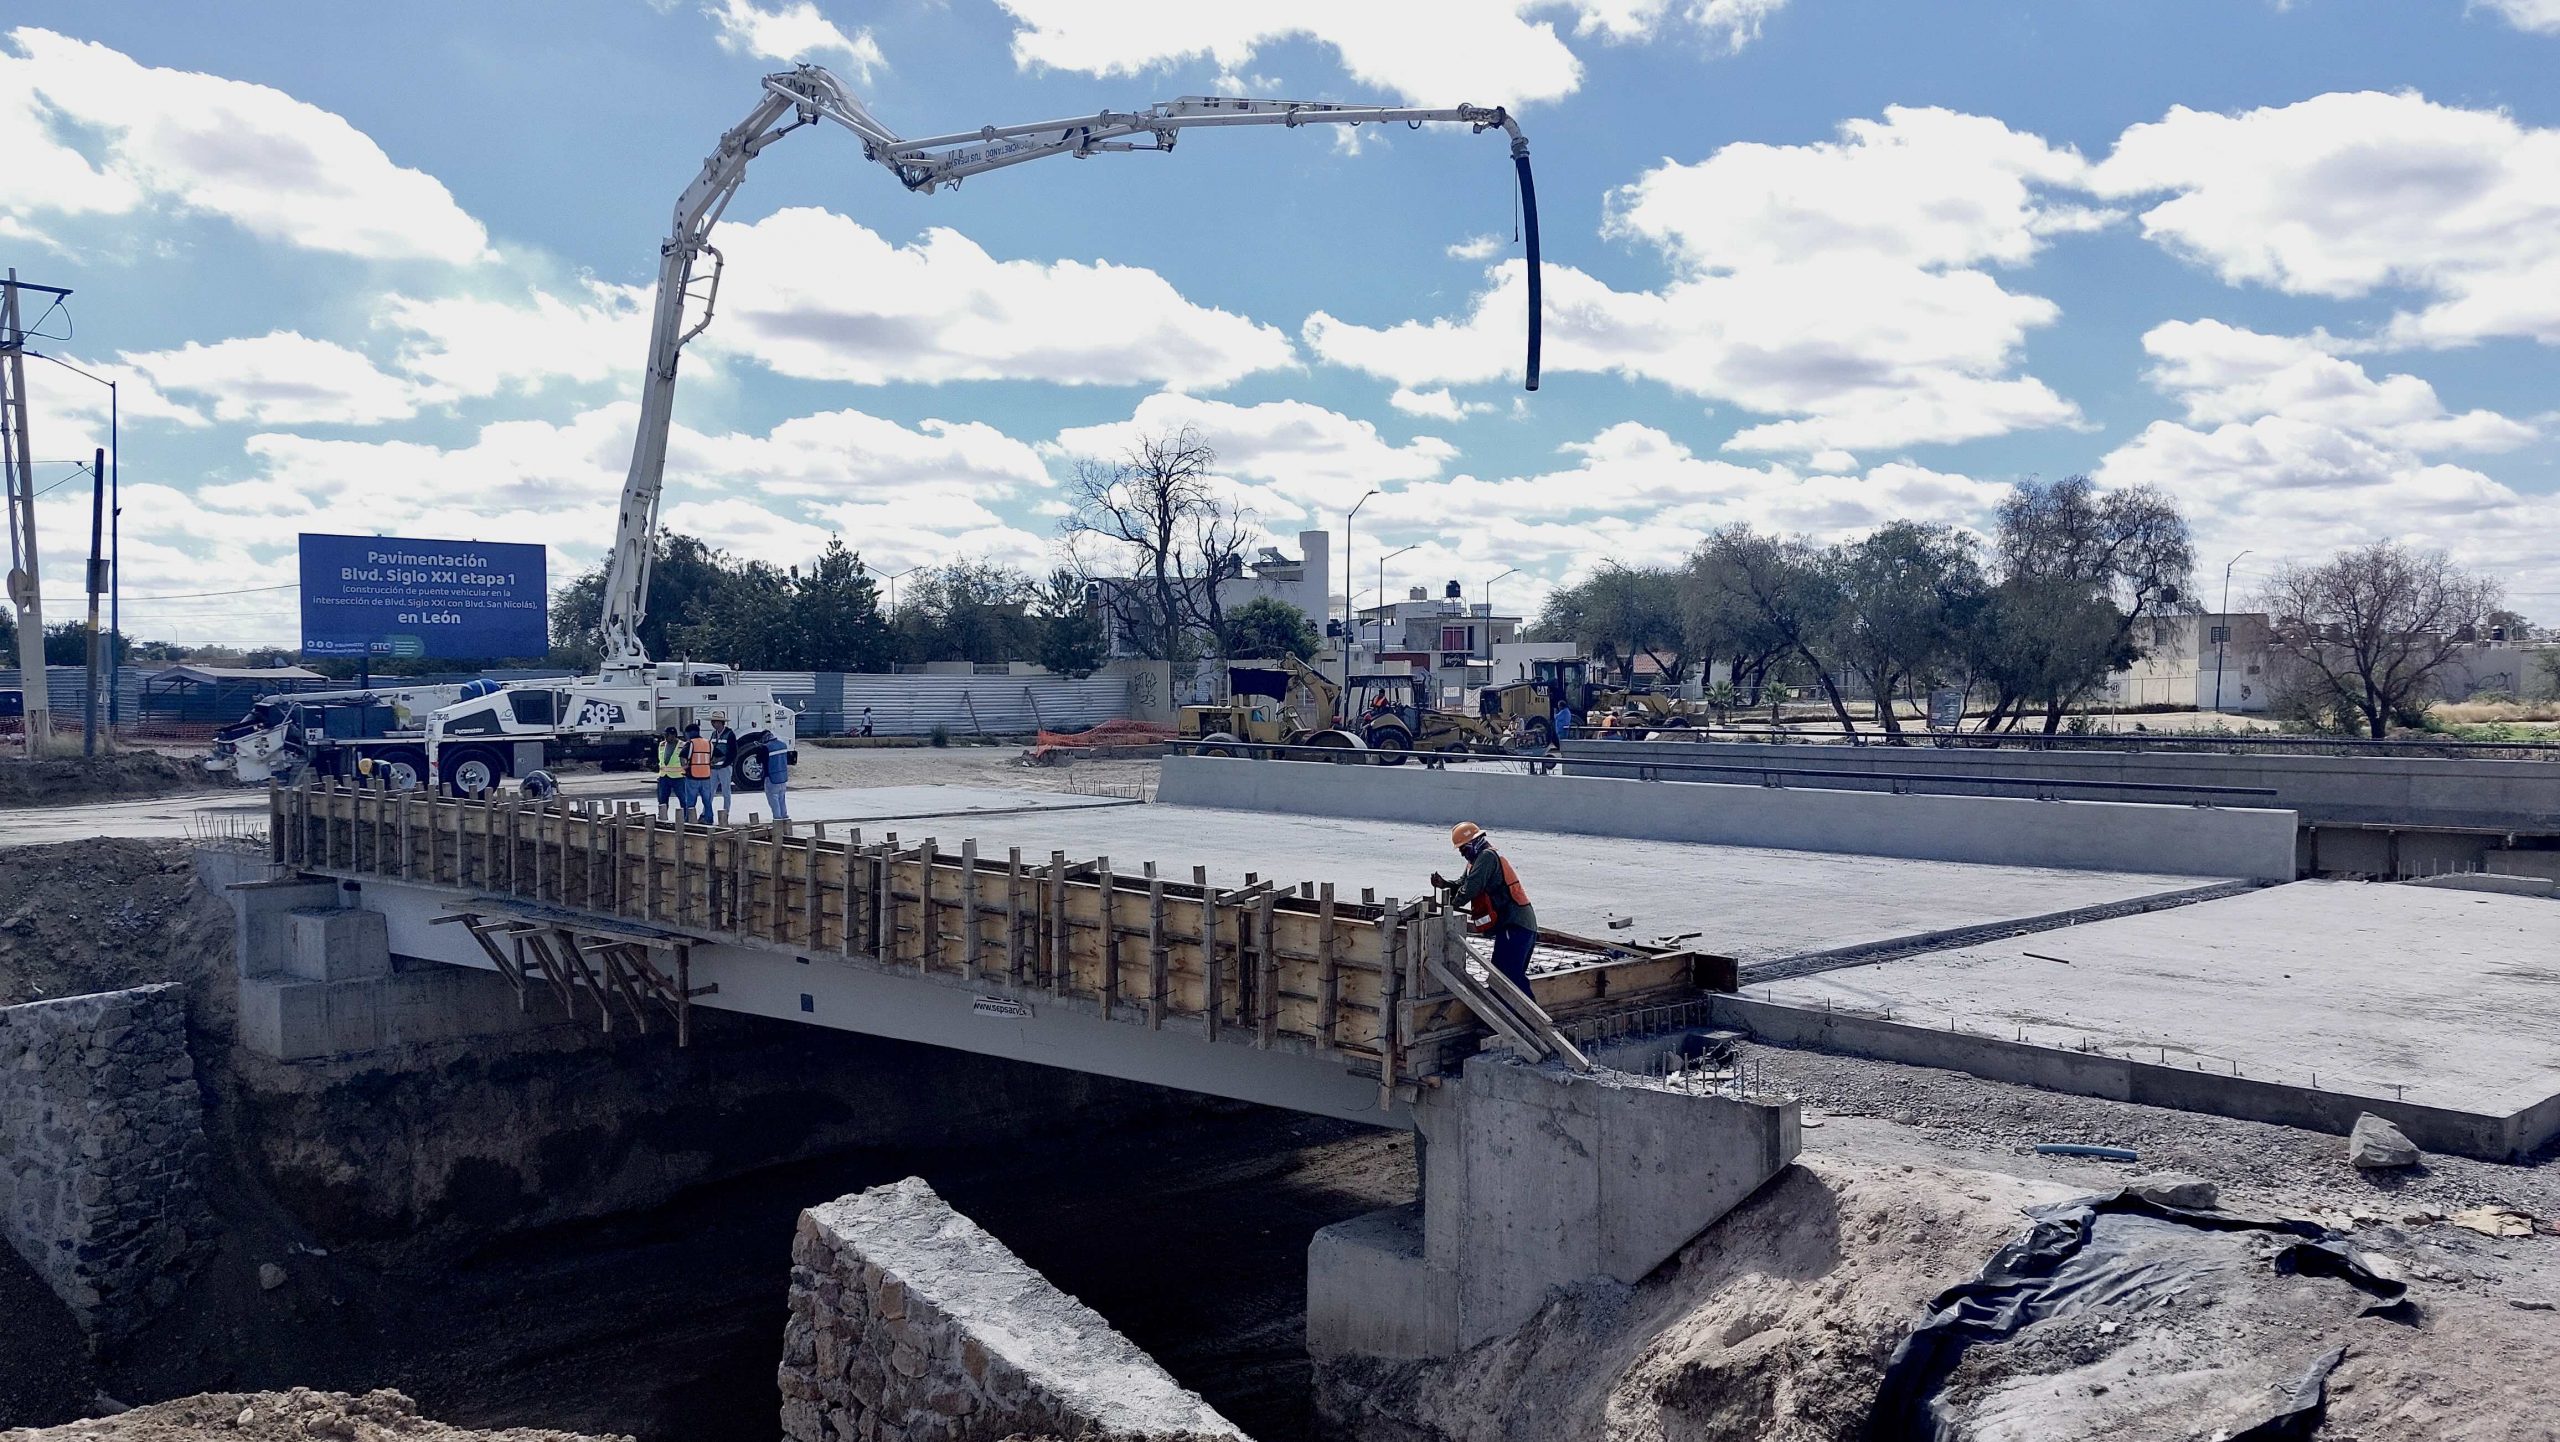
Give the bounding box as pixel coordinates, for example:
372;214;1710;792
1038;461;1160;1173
1432;821;1540;995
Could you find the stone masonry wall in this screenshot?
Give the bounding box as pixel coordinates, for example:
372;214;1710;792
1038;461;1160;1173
0;983;215;1341
780;1177;1246;1442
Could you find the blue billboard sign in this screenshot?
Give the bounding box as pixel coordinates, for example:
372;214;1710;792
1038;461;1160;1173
299;533;548;660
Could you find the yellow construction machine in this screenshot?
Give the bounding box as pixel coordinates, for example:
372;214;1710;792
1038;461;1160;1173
1477;656;1704;743
1347;672;1518;763
1178;655;1367;755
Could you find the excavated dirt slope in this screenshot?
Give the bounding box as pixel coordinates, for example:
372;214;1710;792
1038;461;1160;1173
2;1389;627;1441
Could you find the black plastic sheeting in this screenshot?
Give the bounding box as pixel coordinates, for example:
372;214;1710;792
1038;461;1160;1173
1865;1187;2413;1441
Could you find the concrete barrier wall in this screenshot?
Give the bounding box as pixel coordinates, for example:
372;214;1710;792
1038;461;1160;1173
1566;737;2560;831
782;1177;1243;1442
1158;756;2299;880
1709;995;2547;1161
0;984;215;1340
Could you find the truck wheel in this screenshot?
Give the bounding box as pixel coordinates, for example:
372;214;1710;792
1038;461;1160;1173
1364;728;1412;765
445;748;502;797
1524;717;1554;748
374;749;427;791
1196;731;1243;759
733;735;768;787
1660;714;1691;729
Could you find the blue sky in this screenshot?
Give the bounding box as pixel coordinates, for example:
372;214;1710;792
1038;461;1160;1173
6;0;2557;646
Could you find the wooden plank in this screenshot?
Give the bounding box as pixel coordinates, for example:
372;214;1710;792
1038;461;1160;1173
1046;852;1068;997
1146;876;1168;1030
1004;849;1025;983
729;825;748;936
839;828;862;961
803;830;823;951
917;839;939;973
1198;866;1220;1039
1317;883;1340;1049
643;812;661;924
960;841;981;980
1097;859;1119;1016
1254;889;1278;1048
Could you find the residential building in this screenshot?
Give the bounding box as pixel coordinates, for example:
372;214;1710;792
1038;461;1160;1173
1356;583;1524;699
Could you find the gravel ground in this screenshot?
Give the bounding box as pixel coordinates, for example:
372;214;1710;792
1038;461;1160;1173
1742;1039;2560;1331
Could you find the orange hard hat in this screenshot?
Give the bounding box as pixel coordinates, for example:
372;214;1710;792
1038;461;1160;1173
1450;821;1484;848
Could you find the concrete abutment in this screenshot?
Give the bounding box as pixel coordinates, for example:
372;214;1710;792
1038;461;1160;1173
1310;1052;1800;1359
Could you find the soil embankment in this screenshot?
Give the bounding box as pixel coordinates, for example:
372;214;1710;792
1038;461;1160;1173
0;752;214;809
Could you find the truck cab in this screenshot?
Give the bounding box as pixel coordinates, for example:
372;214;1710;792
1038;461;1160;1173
423;662;798;796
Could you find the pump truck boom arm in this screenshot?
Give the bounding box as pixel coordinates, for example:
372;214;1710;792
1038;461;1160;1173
595;67;1541;667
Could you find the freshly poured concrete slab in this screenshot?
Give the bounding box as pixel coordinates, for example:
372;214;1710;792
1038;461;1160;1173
1767;880;2560;1115
825;797;2221;964
0;780;1122;849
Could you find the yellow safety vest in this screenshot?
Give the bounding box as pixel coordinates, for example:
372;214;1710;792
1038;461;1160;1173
657;740;685;778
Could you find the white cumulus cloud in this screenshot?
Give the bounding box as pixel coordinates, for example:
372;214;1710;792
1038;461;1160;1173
0;28;490;264
702;0;884;75
706;207;1297;389
2088;91;2560;347
120;333;429;426
1308;107;2094;458
2473;0;2560;34
992;0;1788;107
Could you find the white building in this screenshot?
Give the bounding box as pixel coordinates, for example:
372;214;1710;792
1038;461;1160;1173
1355;583;1525;700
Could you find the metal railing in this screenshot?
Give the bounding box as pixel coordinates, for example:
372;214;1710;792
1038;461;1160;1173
1576;721;2560;760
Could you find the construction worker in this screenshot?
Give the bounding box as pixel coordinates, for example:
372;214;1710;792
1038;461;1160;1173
762;731;791;822
1433;822;1539;995
706;710;738;822
683;722;716;824
653;726;684;819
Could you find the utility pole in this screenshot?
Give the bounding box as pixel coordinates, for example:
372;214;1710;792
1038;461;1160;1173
2;270;71;757
1343;490;1377;688
1378;543;1419;652
84;445;109;756
2213;549;2251;714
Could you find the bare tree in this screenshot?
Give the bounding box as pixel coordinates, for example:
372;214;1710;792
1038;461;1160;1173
1060;427;1251;666
2259;542;2503;738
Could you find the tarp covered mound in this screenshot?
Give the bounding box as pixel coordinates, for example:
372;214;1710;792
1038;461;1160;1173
1023;718;1173;763
1867;1186;2414;1442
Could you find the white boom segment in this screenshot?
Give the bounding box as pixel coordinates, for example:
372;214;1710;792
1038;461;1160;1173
596;67;1541;669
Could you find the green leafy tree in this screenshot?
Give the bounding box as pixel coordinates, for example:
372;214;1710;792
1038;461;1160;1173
891;560;1038;664
1218;596;1320;660
550;533;734;669
1990;475;2193;731
1819;522;1985;737
1031;569;1108;677
789;537;894;671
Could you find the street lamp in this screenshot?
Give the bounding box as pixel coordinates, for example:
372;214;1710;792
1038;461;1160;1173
24;349;116;739
1343;489;1377;684
1377;543;1419;652
2213;549;2251;714
1482;566;1520;661
880;564;919;614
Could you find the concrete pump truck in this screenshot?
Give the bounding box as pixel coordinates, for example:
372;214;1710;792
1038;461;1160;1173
421;64;1544;797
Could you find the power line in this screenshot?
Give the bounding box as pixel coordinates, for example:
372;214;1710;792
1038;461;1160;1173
113;581;301;602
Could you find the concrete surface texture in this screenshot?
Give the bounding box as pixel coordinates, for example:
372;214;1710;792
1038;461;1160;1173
1766;880;2560;1115
0;983;215;1341
1161;755;2298;880
781;1176;1243;1442
1307;1053;1799;1359
836;786;2218;965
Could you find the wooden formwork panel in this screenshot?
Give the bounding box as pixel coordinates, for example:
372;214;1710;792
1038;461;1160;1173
269;781;1710;1077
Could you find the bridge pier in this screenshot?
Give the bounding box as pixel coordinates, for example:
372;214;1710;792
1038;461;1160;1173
1309;1050;1799;1359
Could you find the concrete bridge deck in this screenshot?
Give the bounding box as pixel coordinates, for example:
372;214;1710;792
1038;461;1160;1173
239;779;1802;1356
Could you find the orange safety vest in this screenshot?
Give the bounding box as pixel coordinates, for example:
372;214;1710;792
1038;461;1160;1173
1467;851;1532;933
685;734;714;779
